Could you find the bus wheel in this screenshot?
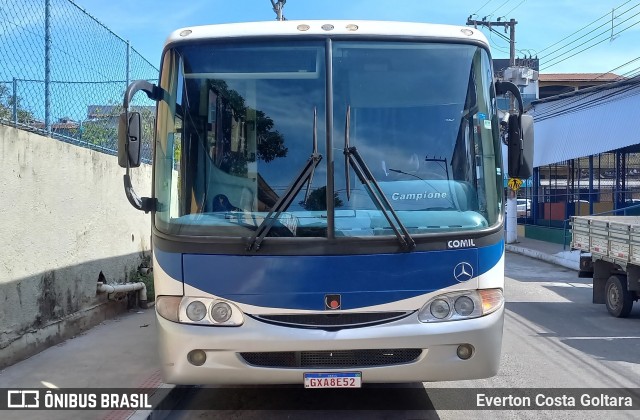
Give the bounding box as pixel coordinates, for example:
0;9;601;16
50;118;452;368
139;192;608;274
605;275;633;318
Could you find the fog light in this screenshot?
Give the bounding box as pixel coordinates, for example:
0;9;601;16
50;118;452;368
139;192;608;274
456;344;474;360
186;301;207;322
211;302;232;323
188;349;207;366
430;299;450;319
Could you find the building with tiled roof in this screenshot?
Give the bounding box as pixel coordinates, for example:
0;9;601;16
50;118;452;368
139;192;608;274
32;117;80;138
538;73;625;98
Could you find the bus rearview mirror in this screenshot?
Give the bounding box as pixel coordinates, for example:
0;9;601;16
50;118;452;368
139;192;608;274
118;111;142;168
507;114;534;179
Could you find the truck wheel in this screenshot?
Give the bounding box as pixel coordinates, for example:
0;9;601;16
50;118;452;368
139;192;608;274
605;275;633;318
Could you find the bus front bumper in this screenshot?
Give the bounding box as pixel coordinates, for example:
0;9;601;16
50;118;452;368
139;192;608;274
156;307;504;385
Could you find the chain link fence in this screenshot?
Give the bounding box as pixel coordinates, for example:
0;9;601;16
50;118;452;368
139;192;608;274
0;0;158;160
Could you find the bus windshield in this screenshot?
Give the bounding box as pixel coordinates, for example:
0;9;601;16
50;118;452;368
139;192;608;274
154;40;502;239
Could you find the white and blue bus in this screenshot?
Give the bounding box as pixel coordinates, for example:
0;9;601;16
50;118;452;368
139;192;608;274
118;20;533;387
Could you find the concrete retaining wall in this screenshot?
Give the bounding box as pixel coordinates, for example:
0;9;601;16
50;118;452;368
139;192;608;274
0;125;153;369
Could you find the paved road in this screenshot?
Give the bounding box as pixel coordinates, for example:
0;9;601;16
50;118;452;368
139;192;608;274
167;252;640;419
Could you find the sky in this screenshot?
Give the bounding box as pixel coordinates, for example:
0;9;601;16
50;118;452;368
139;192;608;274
72;0;640;75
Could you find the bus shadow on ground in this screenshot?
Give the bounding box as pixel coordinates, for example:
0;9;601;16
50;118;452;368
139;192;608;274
173;383;442;418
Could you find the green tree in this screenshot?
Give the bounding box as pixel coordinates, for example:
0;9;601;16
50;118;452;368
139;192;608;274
82;115;118;147
255;110;287;163
209;80;287;164
300;186;344;211
0;83;35;123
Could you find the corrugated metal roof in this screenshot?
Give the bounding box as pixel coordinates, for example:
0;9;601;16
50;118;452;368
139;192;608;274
529;78;640;167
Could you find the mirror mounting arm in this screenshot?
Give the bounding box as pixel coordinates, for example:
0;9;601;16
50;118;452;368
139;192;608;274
124;172;157;213
123;80;166;109
495;80;524;115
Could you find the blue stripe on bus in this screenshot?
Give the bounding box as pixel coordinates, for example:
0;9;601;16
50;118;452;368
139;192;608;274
478;239;504;274
171;241;504;310
154;247;183;281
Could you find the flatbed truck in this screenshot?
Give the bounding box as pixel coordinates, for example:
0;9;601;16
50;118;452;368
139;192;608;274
571;215;640;317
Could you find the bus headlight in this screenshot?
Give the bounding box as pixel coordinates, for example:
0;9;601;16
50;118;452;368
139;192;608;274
454;296;475;316
178;297;244;326
430;299;450;319
211;302;232;323
418;289;503;323
186;301;207;322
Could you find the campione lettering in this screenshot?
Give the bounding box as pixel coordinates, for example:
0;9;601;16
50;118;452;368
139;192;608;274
391;192;447;201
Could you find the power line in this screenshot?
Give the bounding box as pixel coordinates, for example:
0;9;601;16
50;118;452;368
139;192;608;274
488;0;512;17
622;66;640;77
501;0;527;19
517;48;539;59
488;24;512;43
488;29;510;54
473;0;495;15
534;80;640;122
533;77;639;119
534;78;627;116
540;2;640;61
541;10;640;70
534;69;633;115
537;0;634;55
535;85;633;119
533;75;640;118
590;56;640;81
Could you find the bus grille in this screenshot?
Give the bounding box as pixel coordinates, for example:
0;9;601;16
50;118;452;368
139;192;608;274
239;349;422;368
253;312;413;328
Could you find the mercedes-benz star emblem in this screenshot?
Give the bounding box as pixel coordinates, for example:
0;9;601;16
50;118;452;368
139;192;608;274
454;262;474;282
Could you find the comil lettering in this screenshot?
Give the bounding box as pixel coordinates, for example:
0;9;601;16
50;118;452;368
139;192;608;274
447;239;476;249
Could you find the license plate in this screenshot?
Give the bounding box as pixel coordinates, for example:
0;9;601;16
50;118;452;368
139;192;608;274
304;372;362;388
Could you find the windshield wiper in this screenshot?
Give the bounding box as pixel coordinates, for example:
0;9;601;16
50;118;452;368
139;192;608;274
343;106;416;250
247;108;322;251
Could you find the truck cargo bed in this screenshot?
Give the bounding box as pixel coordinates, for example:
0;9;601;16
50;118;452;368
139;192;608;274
571;215;640;266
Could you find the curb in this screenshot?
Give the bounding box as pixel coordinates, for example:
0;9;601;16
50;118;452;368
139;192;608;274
506;244;580;271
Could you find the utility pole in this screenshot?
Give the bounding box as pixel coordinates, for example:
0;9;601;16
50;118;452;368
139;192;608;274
465;17;519;114
509;19;516;67
271;0;286;21
466;17;517;68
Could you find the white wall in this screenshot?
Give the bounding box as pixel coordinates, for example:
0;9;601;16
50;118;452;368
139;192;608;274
0;125;153;368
